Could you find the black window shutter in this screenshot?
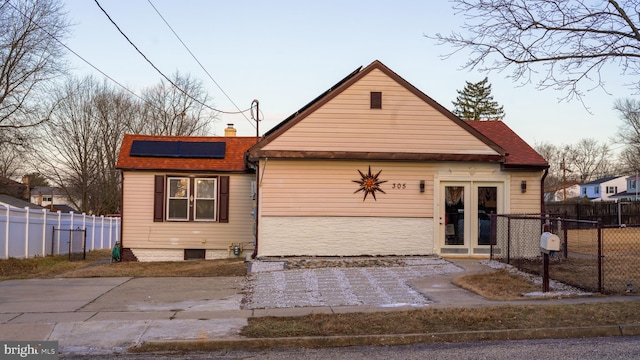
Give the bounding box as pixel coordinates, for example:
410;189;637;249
153;175;165;222
219;176;230;223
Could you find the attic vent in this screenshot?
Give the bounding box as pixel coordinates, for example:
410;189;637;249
370;92;382;109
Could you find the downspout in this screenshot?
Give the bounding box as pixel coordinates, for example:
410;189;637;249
250;157;270;258
541;167;549;214
119;171;124;257
251;160;259;259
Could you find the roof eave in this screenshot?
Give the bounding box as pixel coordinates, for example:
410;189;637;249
118;167;254;173
502;163;550;171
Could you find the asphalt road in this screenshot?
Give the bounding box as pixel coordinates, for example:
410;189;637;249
59;336;640;359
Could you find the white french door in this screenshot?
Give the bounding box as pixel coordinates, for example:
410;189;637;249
439;181;502;255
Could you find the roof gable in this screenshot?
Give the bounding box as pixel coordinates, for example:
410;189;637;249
249;60;505;162
116;134;256;172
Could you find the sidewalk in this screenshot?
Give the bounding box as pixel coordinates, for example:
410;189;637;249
1;258;639;356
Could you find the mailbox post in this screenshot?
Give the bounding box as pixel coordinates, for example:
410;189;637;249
540;224;560;292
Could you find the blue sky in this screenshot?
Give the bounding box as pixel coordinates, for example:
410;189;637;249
62;1;629;150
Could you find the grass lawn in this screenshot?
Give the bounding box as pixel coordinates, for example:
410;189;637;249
0;249;246;280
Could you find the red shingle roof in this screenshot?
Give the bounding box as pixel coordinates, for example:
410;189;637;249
116;134;257;172
466;121;548;168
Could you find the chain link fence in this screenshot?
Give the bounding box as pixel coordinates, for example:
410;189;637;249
490;214;629;294
600;224;640;294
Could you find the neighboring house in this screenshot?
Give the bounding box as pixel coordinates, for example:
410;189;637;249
0;194;45;211
247;60;548;258
49;204;78;213
579;176;627;202
608;175;640;201
29;186;77;212
116;127;257;262
544;183;581;202
0;177;28;200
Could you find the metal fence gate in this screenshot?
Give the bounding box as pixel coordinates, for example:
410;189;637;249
52;227;87;261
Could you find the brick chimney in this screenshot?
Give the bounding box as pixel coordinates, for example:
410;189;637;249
224;123;236;137
22;175;30;201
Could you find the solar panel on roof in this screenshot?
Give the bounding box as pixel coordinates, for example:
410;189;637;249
130;140;225;158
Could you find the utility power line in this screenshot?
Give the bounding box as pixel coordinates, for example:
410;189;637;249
146;0;256;128
93;0;250;116
5;0;250;124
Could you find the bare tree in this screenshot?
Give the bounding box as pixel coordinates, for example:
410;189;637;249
92;81;140;214
35;76;148;215
564;138;614;183
0;143;24;179
429;1;640;101
139;71;216;136
534;141;564;191
0;0;70;145
36;76;100;214
614;98;640;173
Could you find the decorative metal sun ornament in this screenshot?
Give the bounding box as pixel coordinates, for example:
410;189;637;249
352;165;387;201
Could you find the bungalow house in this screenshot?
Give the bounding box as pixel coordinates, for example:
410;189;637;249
247;60;548;258
29;186;78;213
579;176;627;202
115;127;257;261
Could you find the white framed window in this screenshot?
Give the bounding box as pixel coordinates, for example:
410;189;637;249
594;187;600;194
194;178;217;221
167;177;189;221
155;175;228;223
606;186;617;194
166;177;218;221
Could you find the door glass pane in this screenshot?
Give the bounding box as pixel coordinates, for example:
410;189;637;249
477;186;497;245
445;186;465;245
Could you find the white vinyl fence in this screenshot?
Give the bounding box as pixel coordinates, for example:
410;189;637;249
0;204;120;259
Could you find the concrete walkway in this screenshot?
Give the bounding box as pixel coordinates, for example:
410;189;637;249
0;258;639;356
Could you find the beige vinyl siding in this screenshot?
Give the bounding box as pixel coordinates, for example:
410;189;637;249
259;159;434;218
262;69;499;155
121;171;254;251
509;172;544;214
258;160;514;219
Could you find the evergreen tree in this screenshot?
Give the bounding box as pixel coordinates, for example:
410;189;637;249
452;77;505;121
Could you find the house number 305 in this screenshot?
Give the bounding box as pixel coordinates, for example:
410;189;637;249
391;183;406;189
